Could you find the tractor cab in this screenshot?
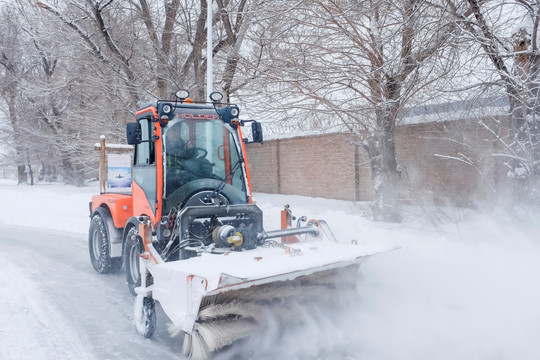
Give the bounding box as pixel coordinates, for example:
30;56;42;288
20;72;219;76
162;110;249;211
126;90;262;222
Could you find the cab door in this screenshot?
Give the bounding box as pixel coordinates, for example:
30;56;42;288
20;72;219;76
132;117;157;220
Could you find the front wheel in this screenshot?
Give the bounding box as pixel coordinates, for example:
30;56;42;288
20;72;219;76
134;296;156;338
89;213;122;274
124;227;142;296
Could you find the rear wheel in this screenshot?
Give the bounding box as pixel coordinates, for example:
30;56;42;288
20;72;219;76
124;226;142;296
89;213;122;273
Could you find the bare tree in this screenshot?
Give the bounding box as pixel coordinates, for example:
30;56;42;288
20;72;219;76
175;0;262;101
0;0;264;185
32;0;261;101
214;0;255;101
445;0;540;204
244;0;456;221
34;0;147;107
0;1;129;185
0;4;35;183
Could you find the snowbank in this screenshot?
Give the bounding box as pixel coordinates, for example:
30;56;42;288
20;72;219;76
0;179;96;234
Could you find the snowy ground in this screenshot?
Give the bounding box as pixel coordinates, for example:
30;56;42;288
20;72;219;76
0;179;539;359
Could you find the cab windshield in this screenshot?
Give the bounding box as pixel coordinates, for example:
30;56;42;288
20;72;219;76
163;116;246;200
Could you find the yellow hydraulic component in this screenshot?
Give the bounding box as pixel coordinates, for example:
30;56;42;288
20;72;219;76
227;232;243;247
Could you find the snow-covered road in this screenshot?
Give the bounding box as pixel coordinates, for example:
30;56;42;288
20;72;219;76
1;180;540;359
0;225;180;359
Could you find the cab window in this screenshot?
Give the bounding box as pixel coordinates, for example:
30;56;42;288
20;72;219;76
135;118;155;165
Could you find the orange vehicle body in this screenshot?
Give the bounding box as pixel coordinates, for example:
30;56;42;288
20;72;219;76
90;193;132;228
90;100;255;245
91;106;163;230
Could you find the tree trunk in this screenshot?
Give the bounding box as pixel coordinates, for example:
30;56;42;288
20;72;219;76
26;150;34;186
61;150;75;185
366;76;402;222
365;129;402;222
6;89;27;185
17;164;26;185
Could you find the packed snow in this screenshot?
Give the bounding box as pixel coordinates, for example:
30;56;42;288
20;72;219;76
0;179;539;359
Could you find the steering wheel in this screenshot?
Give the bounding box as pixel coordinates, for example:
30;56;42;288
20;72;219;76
191;147;207;158
167;146;207;159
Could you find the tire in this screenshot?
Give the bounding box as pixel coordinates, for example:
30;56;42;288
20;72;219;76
89;213;122;274
134;296;156;338
124;226;142;296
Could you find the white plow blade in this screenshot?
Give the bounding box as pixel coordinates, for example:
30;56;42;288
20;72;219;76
151;241;390;334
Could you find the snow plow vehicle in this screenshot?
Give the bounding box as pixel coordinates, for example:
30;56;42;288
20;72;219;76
89;90;385;359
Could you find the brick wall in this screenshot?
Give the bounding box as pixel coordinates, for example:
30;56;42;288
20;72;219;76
247;133;372;201
246;140;280;193
395;119;508;205
396;122;478;205
246;119;508;204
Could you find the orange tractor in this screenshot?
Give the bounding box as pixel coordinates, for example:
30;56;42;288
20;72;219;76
88;90;382;359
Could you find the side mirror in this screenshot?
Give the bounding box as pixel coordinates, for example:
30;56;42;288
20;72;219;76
241;120;263;144
251;121;263;144
126;122;141;145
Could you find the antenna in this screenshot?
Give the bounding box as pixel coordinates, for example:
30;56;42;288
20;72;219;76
206;0;213;100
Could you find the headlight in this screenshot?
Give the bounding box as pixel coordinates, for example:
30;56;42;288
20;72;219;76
175;89;190;99
210;92;224;102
